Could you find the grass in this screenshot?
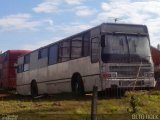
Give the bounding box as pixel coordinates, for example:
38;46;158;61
0;90;160;120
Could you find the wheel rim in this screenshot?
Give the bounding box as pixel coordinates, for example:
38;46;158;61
75;82;79;95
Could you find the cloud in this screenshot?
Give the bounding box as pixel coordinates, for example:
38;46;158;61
22;40;52;50
45;19;54;26
75;6;95;17
94;1;160;23
92;0;160;46
33;0;86;13
65;0;84;5
60;24;92;34
48;23;92;35
33;2;58;13
21;37;62;50
21;22;91;50
0;14;42;31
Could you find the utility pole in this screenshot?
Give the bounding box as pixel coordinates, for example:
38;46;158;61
91;86;98;120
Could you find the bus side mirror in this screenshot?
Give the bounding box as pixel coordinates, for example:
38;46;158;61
101;35;105;47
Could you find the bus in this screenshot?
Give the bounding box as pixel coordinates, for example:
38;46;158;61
0;50;31;89
16;23;156;97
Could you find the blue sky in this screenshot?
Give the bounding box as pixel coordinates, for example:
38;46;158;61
0;0;160;51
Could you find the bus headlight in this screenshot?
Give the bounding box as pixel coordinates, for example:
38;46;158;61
110;72;117;78
144;72;154;78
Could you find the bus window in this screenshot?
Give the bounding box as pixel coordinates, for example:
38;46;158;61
17;64;24;73
39;47;48;59
58;40;70;62
48;44;58;65
24;54;30;64
91;37;99;63
71;36;82;59
83;33;90;57
24;55;30;71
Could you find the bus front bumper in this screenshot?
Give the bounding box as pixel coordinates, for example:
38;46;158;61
102;78;156;89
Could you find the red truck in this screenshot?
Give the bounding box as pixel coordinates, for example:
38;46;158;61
151;46;160;89
0;50;30;89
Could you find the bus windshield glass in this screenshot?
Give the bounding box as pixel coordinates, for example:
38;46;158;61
101;34;152;63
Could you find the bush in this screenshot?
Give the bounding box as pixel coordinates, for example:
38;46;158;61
149;91;160;95
129;95;140;113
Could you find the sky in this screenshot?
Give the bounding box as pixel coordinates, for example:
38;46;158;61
0;0;160;52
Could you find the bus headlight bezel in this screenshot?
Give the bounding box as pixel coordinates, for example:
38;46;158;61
144;72;154;78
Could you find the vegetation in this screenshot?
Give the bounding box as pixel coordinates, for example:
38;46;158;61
0;90;160;120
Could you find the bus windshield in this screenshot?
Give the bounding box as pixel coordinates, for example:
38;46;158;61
101;34;152;63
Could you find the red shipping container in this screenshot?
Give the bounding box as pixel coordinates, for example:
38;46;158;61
0;50;31;89
151;47;160;89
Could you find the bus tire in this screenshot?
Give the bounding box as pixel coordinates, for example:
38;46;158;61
72;74;85;97
31;80;38;98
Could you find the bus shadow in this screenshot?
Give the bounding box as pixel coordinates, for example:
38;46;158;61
0;93;93;102
0;88;126;102
0;93;125;103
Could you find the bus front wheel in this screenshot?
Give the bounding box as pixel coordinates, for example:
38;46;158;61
31;80;38;98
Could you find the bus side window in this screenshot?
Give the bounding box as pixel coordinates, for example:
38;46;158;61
17;64;24;73
58;40;70;62
71;36;82;59
24;54;30;71
83;33;90;57
91;37;99;63
48;44;58;65
38;47;48;59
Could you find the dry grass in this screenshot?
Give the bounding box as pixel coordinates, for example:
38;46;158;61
0;90;160;120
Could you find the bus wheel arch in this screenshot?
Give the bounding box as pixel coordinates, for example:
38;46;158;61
71;73;85;96
30;80;38;98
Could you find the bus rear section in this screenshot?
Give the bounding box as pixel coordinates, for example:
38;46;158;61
0;50;30;89
99;23;155;91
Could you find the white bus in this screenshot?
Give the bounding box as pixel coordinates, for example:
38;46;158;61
16;23;156;97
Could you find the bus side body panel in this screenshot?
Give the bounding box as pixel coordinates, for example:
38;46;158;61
47;61;71;94
84;27;102;92
17;56;29;95
37;67;48;94
30;51;38;70
46;57;100;94
81;58;100;92
17;26;102;95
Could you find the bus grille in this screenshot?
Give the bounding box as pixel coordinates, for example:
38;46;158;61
109;66;151;78
119;80;144;86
